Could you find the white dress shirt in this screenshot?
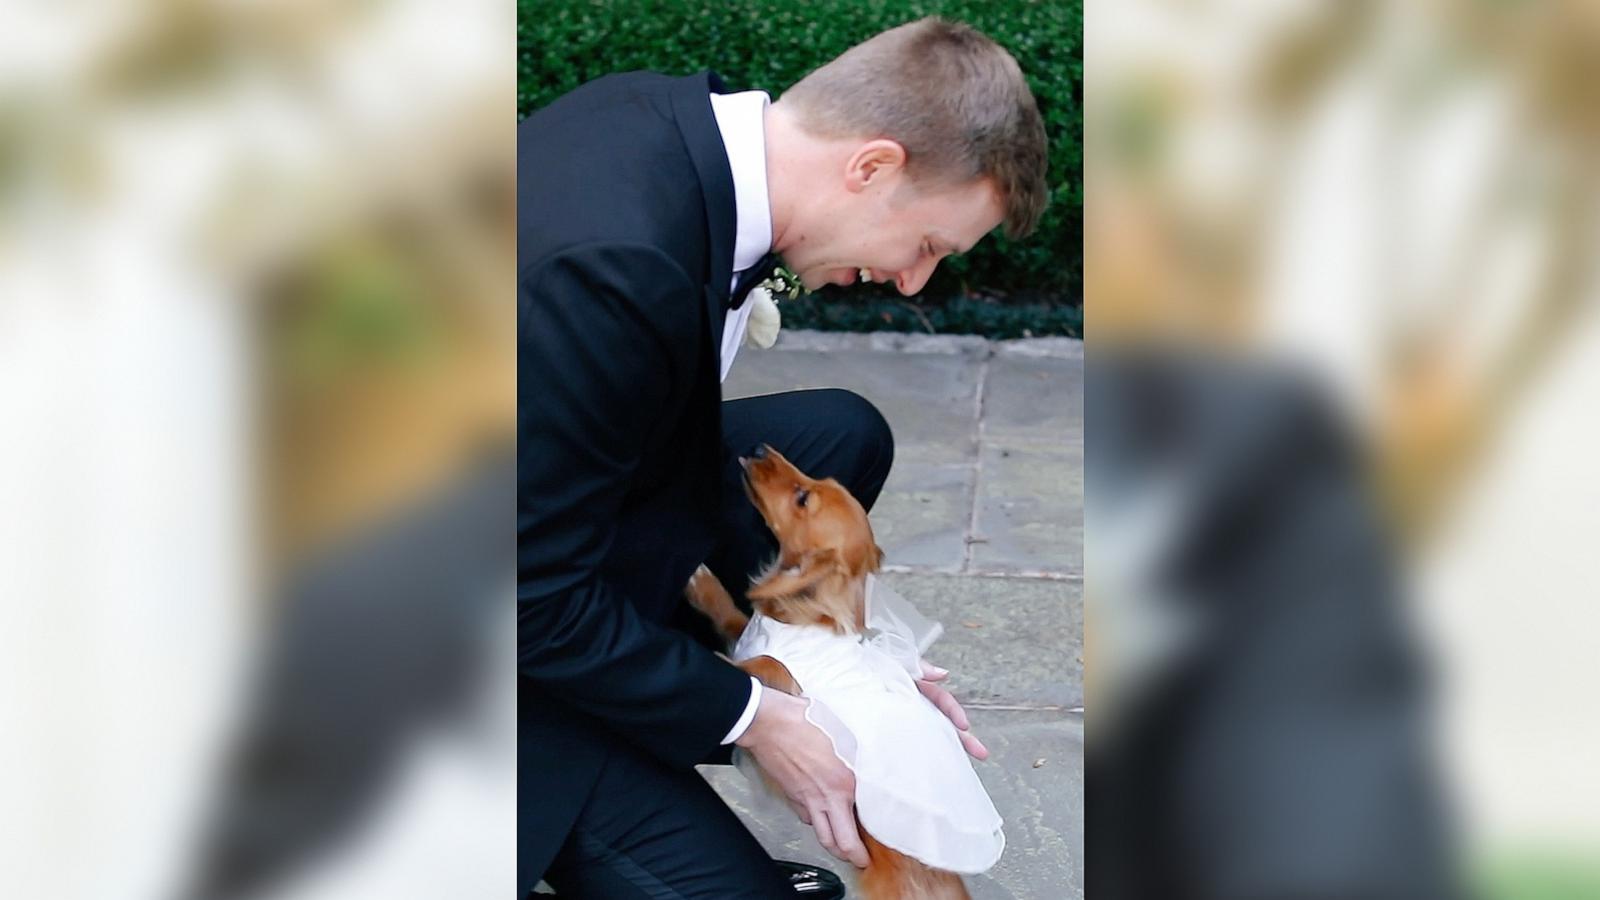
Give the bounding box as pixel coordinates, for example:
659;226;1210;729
709;89;774;744
709;89;774;384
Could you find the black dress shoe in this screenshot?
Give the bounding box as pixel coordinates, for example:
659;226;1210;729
774;859;846;898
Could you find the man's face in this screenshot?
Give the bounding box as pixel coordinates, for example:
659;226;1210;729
785;165;1005;295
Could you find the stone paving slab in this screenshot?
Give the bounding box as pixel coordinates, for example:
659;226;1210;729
880;572;1083;710
724;348;981;467
971;440;1084;577
870;462;973;571
966;708;1084;900
726;332;1081;577
983;347;1084;446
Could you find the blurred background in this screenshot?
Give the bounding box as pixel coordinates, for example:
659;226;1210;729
0;1;514;898
519;0;1083;338
1088;0;1600;897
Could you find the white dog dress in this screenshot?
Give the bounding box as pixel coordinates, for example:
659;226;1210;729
731;575;1005;874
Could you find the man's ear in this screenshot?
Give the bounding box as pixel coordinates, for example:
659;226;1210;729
844;139;908;191
749;548;843;602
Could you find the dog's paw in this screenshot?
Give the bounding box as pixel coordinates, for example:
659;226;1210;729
684;565;749;642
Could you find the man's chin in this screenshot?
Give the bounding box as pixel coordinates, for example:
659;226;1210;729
805;268;857;290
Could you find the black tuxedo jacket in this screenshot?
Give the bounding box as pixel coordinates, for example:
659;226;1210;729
517;71;754;889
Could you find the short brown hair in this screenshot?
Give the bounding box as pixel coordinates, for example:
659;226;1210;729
780;17;1049;239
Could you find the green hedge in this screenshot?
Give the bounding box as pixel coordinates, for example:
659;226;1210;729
519;0;1081;334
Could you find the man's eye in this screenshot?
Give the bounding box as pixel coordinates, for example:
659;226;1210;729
796;488;810;508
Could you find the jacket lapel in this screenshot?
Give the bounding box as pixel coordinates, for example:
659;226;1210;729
669;71;738;358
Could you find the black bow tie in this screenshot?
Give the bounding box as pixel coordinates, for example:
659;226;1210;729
728;252;783;311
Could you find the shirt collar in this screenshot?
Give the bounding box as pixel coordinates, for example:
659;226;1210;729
709;90;774;275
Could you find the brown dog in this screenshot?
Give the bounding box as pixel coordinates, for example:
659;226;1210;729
685;444;973;900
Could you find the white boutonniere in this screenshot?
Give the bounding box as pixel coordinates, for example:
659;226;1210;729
743;266;802;349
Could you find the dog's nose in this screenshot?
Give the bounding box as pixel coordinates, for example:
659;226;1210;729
749;443;769;460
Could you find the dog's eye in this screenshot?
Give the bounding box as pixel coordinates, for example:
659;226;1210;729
795;488;810;508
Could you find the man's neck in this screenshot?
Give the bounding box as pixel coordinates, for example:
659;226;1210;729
763;103;811;257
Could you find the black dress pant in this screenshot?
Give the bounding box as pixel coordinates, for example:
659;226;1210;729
542;388;894;899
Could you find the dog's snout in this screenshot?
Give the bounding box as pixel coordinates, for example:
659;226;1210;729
749;443;769;461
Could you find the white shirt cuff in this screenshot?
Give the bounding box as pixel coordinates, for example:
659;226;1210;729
720;676;763;745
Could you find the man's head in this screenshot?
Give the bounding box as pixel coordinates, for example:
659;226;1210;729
765;18;1049;293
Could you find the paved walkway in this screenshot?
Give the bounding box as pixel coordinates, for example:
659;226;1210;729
706;331;1083;900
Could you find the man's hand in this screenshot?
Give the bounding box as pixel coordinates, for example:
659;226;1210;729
916;660;989;760
736;686;870;868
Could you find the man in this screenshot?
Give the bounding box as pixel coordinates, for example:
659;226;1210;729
519;17;1048;898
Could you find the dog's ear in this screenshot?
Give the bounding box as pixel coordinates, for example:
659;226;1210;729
841;540;885;577
748;548;842;602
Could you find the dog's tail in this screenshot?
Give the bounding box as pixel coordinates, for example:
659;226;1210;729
858;829;971;900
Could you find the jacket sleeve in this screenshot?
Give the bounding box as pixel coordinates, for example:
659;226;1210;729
517;241;752;768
